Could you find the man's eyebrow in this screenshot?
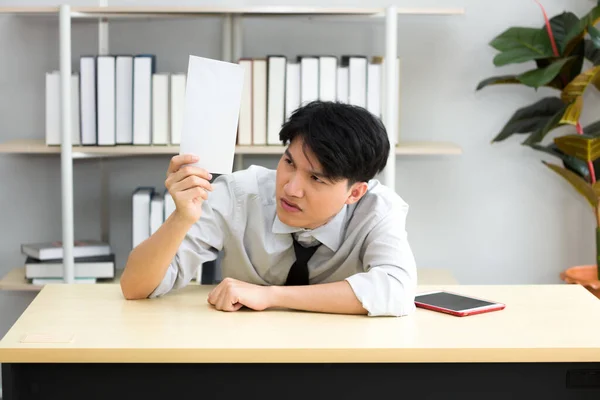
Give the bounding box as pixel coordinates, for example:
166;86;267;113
310;169;328;180
285;148;330;181
284;149;294;162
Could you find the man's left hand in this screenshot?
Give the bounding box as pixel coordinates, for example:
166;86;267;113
207;278;273;312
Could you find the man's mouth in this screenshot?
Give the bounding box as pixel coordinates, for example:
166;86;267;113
281;198;302;212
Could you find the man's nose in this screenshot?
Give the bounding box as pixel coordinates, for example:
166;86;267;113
284;173;304;198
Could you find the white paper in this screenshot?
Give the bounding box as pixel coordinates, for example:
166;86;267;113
179;55;245;175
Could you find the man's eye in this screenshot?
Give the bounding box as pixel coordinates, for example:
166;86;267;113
312;176;324;183
285;158;293;165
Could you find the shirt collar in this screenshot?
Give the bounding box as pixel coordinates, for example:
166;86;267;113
272;206;347;252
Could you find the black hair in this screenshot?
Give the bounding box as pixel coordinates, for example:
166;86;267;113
279;101;390;184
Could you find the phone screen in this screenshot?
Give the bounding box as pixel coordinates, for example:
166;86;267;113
415;292;497;311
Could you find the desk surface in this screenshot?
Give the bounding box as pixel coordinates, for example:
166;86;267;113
1;283;600;363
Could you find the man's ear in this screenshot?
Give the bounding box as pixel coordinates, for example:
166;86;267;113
345;182;368;205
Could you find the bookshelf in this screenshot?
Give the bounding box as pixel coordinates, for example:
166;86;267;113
0;4;465;285
0;139;462;157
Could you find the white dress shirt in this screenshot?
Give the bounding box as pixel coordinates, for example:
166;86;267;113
150;165;417;317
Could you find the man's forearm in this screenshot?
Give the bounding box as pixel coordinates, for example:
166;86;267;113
120;211;194;300
269;281;367;315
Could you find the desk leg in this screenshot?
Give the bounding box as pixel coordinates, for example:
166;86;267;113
2;362;600;400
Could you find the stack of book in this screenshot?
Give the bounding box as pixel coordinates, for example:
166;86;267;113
21;240;115;284
237;55;399;146
132;188;176;249
45;53;400;148
46;54;185;147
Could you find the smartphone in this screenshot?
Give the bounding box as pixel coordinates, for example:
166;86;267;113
415;290;505;317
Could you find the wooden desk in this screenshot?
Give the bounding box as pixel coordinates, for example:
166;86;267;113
2;284;600;399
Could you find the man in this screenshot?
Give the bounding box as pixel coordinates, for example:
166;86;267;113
120;101;417;317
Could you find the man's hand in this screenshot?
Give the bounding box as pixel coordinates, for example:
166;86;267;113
207;278;273;312
165;154;214;225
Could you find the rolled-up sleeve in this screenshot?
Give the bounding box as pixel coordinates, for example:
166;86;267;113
148;176;235;298
345;203;417;317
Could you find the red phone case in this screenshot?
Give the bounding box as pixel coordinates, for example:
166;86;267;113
415;292;506;317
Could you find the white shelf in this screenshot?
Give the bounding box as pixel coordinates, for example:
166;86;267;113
0;6;465;18
0;139;462;157
0;267;122;291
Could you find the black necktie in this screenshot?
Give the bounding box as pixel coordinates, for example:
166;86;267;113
285;238;321;286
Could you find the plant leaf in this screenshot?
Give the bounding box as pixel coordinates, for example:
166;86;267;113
530;143;592;182
490;27;548;51
584;120;600;137
589;24;600;49
490;27;555;66
545;42;585;90
492;97;565;142
561;65;600;103
523;103;568;145
554;134;600;162
493;48;555;67
585;39;600;65
476;75;521;91
542;161;598;208
559;96;584;126
549;12;581;54
559;41;585;81
593;181;600;199
563;5;600;55
516;57;575;88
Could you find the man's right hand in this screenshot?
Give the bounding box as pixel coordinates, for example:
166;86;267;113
165;154;214;224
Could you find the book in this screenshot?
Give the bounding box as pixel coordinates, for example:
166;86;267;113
285;63;300;120
21;240;111;261
150;191;165;234
252;58;267;146
299;56;319;106
267;56;286;145
116;55;134;144
80;56;97;145
367;62;381;118
319;56;337;102
25;254;115;279
337;65;348;103
342;55;367;108
152;73;170;145
133;55;156;145
97;55;116;146
132;187;154;248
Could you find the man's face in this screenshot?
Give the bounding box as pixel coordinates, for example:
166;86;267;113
275;137;365;229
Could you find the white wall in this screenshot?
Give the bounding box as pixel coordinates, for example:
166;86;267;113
1;0;597;376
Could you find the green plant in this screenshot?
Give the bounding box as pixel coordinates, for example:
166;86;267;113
477;0;600;279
